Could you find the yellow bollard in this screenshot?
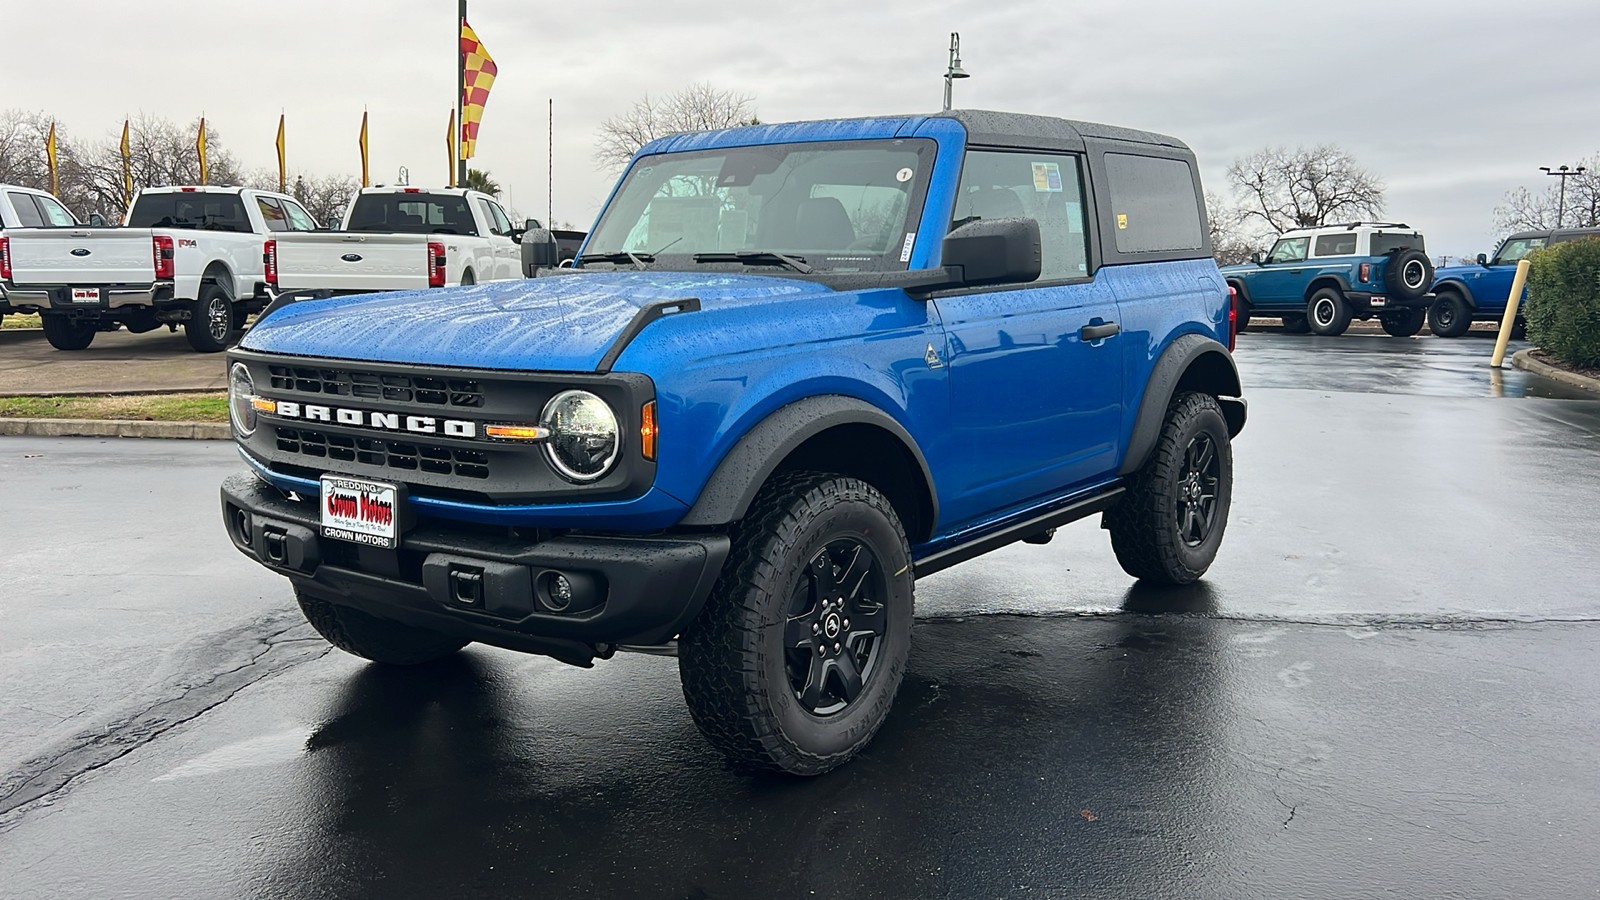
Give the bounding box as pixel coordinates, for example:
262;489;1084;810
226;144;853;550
1490;258;1532;368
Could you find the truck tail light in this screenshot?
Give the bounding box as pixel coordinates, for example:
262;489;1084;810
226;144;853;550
1227;286;1238;352
0;236;11;281
152;235;175;280
262;239;278;286
427;241;446;287
1359;262;1372;282
640;400;657;461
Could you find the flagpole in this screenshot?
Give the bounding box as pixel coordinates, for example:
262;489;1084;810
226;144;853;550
457;0;468;188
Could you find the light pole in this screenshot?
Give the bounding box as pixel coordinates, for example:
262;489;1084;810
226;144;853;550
1540;164;1588;228
943;32;969;112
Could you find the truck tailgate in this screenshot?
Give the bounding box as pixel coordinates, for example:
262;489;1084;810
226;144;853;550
7;229;154;285
273;232;432;292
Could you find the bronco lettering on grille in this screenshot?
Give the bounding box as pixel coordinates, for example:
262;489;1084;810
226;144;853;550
271;401;477;438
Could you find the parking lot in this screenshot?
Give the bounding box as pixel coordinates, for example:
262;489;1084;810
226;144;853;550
2;331;1599;898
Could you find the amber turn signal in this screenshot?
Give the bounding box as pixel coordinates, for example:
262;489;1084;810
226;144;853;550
485;424;550;441
250;397;277;413
640;401;657;461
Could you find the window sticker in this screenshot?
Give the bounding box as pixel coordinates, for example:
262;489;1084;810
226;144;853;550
1031;162;1063;193
1116;213;1129;230
900;232;916;262
896;167;915;183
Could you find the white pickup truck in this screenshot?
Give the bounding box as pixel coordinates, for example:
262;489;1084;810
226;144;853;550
0;186;320;352
0;184;95;327
266;187;529;301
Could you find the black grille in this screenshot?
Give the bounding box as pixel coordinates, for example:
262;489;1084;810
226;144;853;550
274;427;490;479
267;364;484;408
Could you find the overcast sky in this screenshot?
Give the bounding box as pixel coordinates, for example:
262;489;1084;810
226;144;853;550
9;0;1598;256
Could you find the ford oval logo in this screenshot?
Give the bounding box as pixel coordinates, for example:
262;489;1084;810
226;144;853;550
70;248;91;257
341;253;363;263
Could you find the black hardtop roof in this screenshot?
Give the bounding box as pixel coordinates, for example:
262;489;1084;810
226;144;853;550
1506;226;1600;240
939;109;1190;153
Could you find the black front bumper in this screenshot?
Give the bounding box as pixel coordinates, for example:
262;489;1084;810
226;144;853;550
220;474;730;665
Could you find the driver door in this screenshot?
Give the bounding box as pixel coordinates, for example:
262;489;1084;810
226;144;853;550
1250;236;1310;305
477;199;521;280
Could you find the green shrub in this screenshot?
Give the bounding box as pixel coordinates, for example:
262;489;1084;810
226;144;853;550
1526;238;1600;367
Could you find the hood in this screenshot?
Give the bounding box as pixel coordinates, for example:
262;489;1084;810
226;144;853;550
1217;262;1257;275
242;271;835;372
1432;263;1487;280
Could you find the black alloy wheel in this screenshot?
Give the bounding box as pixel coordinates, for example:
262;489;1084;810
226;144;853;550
784;538;888;715
1175;432;1222;548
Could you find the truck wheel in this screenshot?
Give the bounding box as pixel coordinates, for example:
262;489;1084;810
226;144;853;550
185;284;235;353
295;587;468;665
1306;288;1351;336
1280;313;1311;334
1107;392;1233;585
41;314;97;351
1380;308;1425;337
1428;290;1472;338
1383;248;1434;301
679;472;913;776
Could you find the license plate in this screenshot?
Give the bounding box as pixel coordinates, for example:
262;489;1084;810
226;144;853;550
1370;296;1387;307
70;288;100;303
319;476;399;549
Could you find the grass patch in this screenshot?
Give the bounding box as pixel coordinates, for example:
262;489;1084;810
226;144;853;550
0;393;228;422
2;313;42;329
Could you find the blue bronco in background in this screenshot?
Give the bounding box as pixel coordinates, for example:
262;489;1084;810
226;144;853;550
1428;226;1600;337
220;110;1246;774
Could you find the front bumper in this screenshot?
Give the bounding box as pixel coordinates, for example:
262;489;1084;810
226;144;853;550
220;473;731;663
1346;290;1433;312
0;281;173;311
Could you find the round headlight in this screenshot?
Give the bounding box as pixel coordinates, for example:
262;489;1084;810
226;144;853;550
540;390;620;482
229;362;256;436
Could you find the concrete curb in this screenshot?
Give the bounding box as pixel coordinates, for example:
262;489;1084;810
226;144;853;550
0;418;230;440
1510;349;1600;394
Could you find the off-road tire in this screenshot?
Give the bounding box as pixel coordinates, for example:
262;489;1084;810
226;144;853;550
295;587;468;665
679;472;913;776
1306;288;1351;336
1107;392;1233;585
185;283;234;353
1380;307;1426;337
41;314;97;351
1281;313;1311;334
1428;290;1472;338
1384;248;1434;301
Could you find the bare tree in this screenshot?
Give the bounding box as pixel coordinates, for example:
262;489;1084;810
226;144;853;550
1227;145;1385;233
595;83;758;168
1206;192;1266;266
69;114;244;219
1493;155;1600;235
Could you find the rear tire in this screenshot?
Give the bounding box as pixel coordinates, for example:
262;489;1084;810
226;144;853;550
1380;308;1426;337
295;587;469;665
41;314;96;351
1107;392;1233;585
679;472;913;776
1306;288;1351;336
185;284;235;353
1428;290;1472;338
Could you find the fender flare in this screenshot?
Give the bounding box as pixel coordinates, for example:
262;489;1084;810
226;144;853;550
1434;279;1477;309
1119;334;1245;477
1303;273;1352;300
1225;276;1252;306
678;394;938;528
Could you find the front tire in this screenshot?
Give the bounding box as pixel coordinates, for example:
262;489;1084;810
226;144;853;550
41;314;97;351
1428;290;1472;338
185;284;235;353
1107;392;1233;585
1306;288;1351;336
1380;307;1426;337
679;473;913;776
295;587;468;665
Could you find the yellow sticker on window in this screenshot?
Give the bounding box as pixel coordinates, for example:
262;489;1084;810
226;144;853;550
1116;213;1129;230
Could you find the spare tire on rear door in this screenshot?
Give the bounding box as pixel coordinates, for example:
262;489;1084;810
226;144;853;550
1384;248;1434;301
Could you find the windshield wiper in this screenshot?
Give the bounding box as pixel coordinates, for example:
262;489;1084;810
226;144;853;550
692;250;813;274
577;251;653;270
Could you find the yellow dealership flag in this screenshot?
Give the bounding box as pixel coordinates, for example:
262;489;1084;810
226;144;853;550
45;122;59;196
120;119;133;207
196;117;208;186
276;114;287;193
359;111;369;188
446;109;457;188
459;20;497;159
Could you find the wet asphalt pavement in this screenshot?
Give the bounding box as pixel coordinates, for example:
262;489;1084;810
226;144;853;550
2;332;1599;898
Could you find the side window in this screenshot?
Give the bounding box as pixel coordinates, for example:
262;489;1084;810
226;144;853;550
1493;236;1547;264
34;194;78;227
1267;237;1309;263
7;193;46;228
954;150;1089;281
281;200;318;232
256;196;289;232
476;199;507;236
1103;153;1204;254
486;200;514;237
1313;233;1357;256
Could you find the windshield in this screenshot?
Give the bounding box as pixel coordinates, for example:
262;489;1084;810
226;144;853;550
128;192;250;232
346;194;479;235
584;139;937;273
1492;236;1547;266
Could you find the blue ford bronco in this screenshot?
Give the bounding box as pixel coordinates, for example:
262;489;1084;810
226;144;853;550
1428;227;1600;337
220;110;1246;775
1220;222;1434;336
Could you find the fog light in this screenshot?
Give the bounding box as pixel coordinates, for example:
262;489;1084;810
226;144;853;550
538;570;600;614
549;574;574;610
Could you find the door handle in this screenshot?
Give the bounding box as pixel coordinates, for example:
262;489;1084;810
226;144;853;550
1080;321;1121;341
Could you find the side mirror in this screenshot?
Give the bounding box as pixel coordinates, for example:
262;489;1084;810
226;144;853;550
1250;250;1265;265
940;218;1041;287
524;218;543;232
520;227;558;276
87;212;106;227
1476;253;1489;267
